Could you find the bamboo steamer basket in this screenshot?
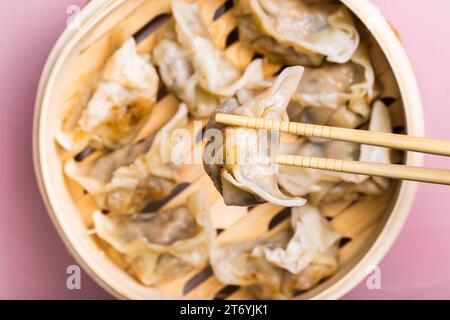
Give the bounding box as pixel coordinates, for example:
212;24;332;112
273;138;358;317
33;0;424;299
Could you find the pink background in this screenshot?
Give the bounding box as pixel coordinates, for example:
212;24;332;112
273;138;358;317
0;0;449;299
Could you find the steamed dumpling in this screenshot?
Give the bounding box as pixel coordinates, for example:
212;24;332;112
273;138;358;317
65;137;154;195
172;0;264;97
153;37;220;118
293;44;375;110
65;104;189;214
101;103;189;213
210;205;341;299
252;205;341;274
93;191;215;285
56;38;159;152
152;0;264;118
236;0;359;66
278;100;392;205
204;67;306;207
288;44;376;128
278;140;359;202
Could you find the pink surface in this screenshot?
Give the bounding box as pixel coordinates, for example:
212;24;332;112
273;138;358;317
0;0;449;299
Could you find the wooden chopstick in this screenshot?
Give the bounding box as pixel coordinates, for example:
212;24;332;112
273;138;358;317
215;114;450;156
215;113;450;185
276;155;450;185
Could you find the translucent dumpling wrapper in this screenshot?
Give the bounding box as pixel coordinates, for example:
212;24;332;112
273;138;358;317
288;44;377;128
65;137;154;195
204;67;306;207
237;14;323;67
355;100;392;189
93;191;215;285
278;100;392;205
235;0;359;66
359;101;392;165
210;205;341;299
153;36;220;118
65;103;189;214
293;44;375;110
252;205;341;274
169;0;264;98
56;38;159;152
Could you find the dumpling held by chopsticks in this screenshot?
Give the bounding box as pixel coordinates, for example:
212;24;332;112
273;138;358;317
203;66;307;207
